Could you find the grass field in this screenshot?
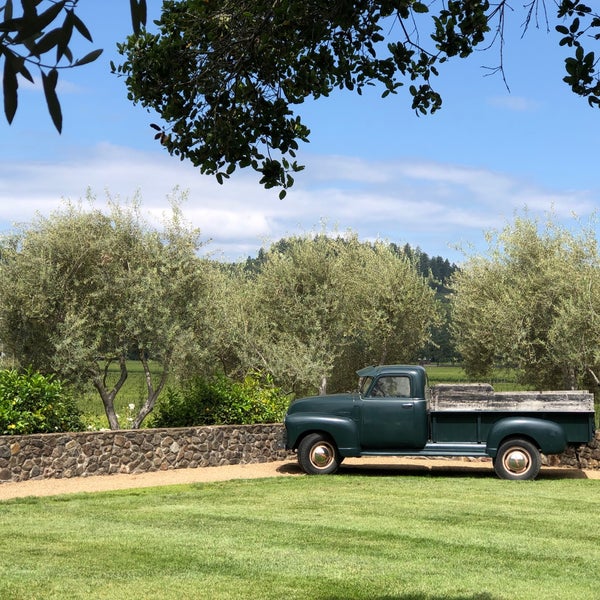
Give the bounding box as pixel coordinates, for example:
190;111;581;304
425;365;530;391
77;361;168;428
1;474;599;599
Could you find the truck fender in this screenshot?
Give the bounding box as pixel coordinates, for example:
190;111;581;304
284;413;360;456
486;417;567;458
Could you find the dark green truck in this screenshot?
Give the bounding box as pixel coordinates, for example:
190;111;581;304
284;365;596;480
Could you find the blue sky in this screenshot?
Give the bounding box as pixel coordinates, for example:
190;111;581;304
1;2;599;264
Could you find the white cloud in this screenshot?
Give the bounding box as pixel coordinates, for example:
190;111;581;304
0;144;597;262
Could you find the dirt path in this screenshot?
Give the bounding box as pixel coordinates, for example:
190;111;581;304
0;457;597;501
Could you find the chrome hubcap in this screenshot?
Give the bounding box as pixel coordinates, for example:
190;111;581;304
504;449;529;474
311;444;334;468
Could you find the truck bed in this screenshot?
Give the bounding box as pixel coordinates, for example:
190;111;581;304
429;384;595;412
429;384;595;445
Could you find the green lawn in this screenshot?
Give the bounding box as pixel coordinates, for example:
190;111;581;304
1;473;598;599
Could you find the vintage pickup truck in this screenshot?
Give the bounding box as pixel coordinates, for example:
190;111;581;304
284;364;596;480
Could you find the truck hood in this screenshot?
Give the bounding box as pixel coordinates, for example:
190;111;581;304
286;392;358;416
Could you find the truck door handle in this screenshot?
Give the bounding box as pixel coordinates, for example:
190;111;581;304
402;403;414;409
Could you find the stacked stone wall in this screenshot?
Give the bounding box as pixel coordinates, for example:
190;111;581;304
0;426;598;484
0;424;291;483
546;429;600;469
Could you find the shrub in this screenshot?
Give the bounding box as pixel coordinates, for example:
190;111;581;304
0;369;85;434
150;371;291;427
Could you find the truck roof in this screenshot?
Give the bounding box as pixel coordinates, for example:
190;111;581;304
356;364;427;378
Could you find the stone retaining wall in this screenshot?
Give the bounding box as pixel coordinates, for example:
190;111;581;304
546;429;600;470
0;424;291;483
0;426;598;484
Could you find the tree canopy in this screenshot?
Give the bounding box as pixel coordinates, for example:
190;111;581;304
3;2;600;194
0;192;212;429
0;197;444;427
451;213;600;390
234;233;440;395
114;0;600;195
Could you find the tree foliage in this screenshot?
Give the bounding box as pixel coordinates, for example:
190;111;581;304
0;192;211;429
0;0;147;131
0;368;84;434
233;233;440;395
150;371;290;427
451;213;600;390
115;0;600;194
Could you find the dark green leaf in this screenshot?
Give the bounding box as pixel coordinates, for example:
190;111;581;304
74;49;103;67
0;16;24;34
20;0;38;19
570;17;581;33
130;0;147;35
36;1;67;32
56;10;74;63
71;12;93;42
3;55;18;124
32;27;63;56
17;62;34;84
42;69;62;133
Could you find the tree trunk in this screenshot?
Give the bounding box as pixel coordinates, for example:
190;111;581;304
319;375;327;395
92;355;129;430
131;354;169;429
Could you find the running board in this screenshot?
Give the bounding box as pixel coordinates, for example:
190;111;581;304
360;443;488;458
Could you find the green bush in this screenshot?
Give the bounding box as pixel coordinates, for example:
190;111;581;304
150;371;291;427
0;369;85;435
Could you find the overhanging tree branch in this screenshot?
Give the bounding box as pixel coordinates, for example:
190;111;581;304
113;0;600;194
0;0;147;130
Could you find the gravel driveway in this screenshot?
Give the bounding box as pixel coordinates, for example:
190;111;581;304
0;456;596;501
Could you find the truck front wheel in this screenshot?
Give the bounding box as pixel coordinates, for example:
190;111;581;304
494;439;541;480
297;433;341;475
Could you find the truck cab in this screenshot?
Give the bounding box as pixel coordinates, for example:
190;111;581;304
356;365;428;450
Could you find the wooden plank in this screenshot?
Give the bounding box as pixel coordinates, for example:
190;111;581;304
430;384;595;413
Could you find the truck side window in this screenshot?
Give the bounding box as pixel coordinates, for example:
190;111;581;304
370;376;411;398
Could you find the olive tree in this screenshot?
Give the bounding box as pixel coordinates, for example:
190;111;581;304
246;234;440;395
0;192;210;429
173;261;261;381
343;240;441;365
451;214;600;389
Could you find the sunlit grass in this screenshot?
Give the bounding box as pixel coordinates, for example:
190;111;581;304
1;474;599;599
426;364;531;391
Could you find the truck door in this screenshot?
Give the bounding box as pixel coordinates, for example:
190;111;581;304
360;375;428;450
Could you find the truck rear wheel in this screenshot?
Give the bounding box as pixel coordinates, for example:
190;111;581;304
297;433;340;475
494;439;541;480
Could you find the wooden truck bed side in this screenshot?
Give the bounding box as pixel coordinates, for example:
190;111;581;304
429;384;595;413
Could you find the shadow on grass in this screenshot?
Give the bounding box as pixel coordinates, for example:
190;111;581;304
277;459;590;480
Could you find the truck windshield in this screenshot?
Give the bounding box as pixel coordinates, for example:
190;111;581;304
358;376;373;396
